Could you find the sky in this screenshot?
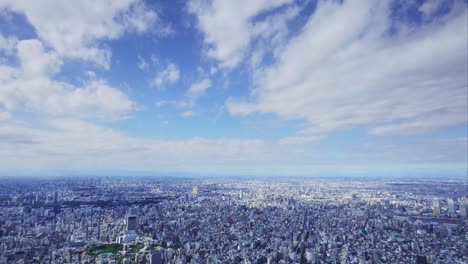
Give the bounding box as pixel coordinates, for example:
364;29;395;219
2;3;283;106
0;0;467;177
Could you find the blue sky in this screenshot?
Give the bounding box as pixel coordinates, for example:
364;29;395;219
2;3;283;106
0;0;466;177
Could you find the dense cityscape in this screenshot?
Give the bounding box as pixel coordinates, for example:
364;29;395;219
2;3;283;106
0;176;466;264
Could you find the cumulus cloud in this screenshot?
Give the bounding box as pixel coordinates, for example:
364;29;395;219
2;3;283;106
227;0;468;136
17;39;62;78
0;39;135;119
0;0;159;68
152;63;180;89
187;0;295;68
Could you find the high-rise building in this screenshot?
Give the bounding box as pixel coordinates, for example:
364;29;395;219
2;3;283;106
460;200;468;218
447;199;456;216
192;186;198;195
126;208;138;232
432;199;440;216
149;250;163;264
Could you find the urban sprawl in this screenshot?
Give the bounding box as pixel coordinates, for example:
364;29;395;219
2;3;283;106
0;177;467;264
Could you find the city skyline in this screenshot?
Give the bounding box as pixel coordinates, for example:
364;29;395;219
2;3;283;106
0;0;467;177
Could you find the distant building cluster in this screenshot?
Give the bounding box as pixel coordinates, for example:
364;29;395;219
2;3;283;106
0;177;467;263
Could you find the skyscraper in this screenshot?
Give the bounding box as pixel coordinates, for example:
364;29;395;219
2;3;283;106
54;191;59;204
126;208;138;232
432;200;440;216
447;199;456;216
460;200;468;218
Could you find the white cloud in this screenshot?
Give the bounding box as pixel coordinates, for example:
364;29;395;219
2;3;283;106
368;110;467;136
209;66;218;75
0;111;10;121
187;0;295;68
279;135;324;145
0;119;281;173
138;54;159;71
181;110;196;118
152;63;180;89
50;80;136;119
0;33;17;55
349;137;468;164
187;78;211;101
0;0;158;68
249;4;300;68
419;0;445;17
227;0;468;136
0;39;135;119
155;100;166;108
17;39;62;78
150;54;159;65
0;119;465;175
120;1;158;34
137;55;149;71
